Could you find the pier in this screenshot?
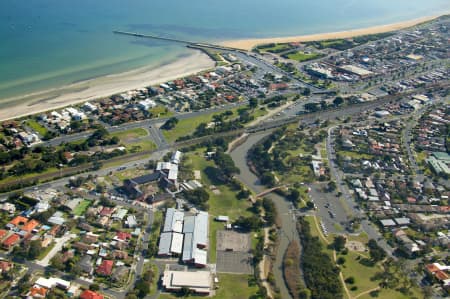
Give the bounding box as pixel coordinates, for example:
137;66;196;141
113;30;244;52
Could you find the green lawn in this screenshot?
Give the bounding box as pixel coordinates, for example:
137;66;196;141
73;199;92;216
258;43;292;53
159;273;261;299
25;119;48;136
111;128;148;141
162;113;216;143
286;51;322;62
149;106;173;118
162;108;239;143
339;251;381;297
125;140;157;152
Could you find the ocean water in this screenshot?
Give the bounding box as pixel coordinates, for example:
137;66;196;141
0;0;448;99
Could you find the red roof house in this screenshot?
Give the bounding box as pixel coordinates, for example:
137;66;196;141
0;229;8;240
2;234;20;249
8;216;28;228
21;219;40;233
96;260;114;276
80;290;104;299
99;207;114;217
115;231;132;241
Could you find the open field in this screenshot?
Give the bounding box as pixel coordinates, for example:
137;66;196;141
111;128;148;141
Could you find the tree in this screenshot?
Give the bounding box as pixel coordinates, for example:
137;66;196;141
260;172;276;187
333;236;346;252
288;189;300;203
249;98;258;109
89;283;100;291
304;103;319;112
333;96;344;106
327;181;337;192
27;240;42;260
345;276;355;284
161;117;179;130
302;88;311;96
234;215;262;231
368;239;386;262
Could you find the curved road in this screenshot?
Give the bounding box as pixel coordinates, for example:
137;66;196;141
230;131;298;299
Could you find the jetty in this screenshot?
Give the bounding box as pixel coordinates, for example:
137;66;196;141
113;30;244;52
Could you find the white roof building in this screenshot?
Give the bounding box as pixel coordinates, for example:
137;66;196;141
35;277;71;290
171;151;182;165
162;270;212;294
170;232;184;255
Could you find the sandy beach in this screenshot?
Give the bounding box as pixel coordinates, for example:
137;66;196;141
0;50;215;121
221;15;443;50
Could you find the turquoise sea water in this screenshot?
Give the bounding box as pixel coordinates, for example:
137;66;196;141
0;0;448;99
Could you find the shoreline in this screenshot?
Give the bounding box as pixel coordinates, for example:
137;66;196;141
0;50;215;121
0;13;447;121
221;14;446;50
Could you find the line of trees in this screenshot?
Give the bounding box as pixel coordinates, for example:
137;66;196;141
297;217;343;299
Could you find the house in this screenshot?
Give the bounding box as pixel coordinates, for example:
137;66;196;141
48;211;66;226
0;229;8;240
99;207;115;217
79;255;93;274
83;232;100;244
7;215;28;230
80;290;104;299
112;250;128;260
21;219;40;233
126;215;137;228
96;260;114;276
27;286;48;298
35;277;71;290
2;234;20;250
0;260;13;273
115;231;132;242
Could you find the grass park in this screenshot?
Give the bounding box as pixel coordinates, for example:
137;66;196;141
304;215;422;299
